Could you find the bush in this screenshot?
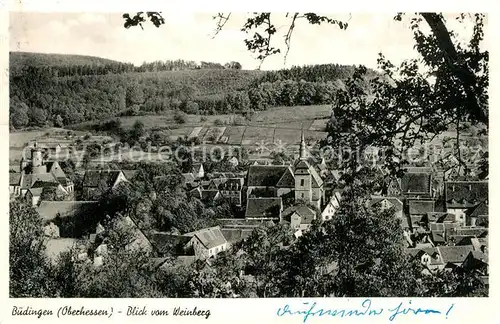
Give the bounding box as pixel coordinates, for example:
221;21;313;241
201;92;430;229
174;111;187;124
214;119;224;126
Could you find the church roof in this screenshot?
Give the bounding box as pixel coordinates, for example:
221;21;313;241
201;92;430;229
247;165;288;187
276;167;295;188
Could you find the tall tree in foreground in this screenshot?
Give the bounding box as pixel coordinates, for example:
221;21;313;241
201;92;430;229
9;201;57;297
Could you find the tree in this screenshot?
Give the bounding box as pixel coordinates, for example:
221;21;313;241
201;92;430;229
10;99;30;129
9;201;58;297
54;114;64;127
29;107;48;127
130;120;146;142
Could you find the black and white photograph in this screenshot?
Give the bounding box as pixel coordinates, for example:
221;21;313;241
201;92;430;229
8;11;489;299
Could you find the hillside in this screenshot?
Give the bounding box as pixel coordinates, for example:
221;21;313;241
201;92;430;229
9;52;367;130
9;52;123;69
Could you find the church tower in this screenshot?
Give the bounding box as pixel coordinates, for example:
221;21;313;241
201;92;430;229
294;130;312;203
31;141;45;174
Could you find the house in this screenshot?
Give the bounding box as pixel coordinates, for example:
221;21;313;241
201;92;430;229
406;247;444;271
369;196;404;219
181;173;197;189
408;200;435;217
438;245;475;269
386;178;402;196
401;169;433;198
245;197;283;220
190;188;221;203
113;215;153;254
218;178;245;206
183;226;229;259
227;156;239;167
445;181;488;225
321;191;342;221
9;173;21;196
191;163;205;179
466;200;488;226
220;228;254;244
290;205;317;231
462;251;488;275
26;187;44;206
368;196;407;229
82;170;128;200
148;232;192;257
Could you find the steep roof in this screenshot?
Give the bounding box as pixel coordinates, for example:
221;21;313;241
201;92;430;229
27;187;44;197
369;196;404;212
409;200;435;215
219;178;244;190
292;205;316;224
401;172;431;195
467;200;489;217
468;251;488;264
276;167;295;188
245;197;282;219
37;201;98;221
9;173;21;186
184;226;227;249
200;190;220;201
221;228;254;243
427;212;456;223
148;232;191;255
247;165;288;187
445;181;488;208
438;245;474;264
122;170;138;181
83;170;123;188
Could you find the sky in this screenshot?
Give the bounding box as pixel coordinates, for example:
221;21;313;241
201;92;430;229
8;12;485;70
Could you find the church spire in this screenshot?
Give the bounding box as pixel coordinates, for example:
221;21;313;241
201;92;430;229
300;128;307;160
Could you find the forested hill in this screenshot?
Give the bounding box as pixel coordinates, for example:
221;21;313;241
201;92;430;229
10;52;126;74
9;52;374;130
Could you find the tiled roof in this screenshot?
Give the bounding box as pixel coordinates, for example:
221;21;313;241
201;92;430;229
445;181;488;208
219;178;244;190
469;251;488;264
467;200;488;217
401;172;431;195
292;205;316;224
184;226;227;249
221;228;254;243
28;187;44;197
426;212;456;223
122;170;138;181
83;170;122;188
276;167;295;188
247;165;289;187
409;200;435;215
369;196;404;212
431;230;446;243
406;247;444;266
450;227;488;237
37;201;98;221
9;173;21;186
438;245;474;264
245;197;282;219
200;190;220;201
148;232;191;255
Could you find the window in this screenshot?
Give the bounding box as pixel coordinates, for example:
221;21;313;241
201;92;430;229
301;193;304;198
300;179;305;186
